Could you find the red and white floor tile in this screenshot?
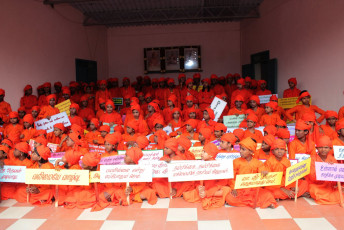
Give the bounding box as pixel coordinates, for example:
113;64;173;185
0;197;342;230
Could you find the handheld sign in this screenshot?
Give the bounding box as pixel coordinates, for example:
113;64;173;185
295;153;310;162
234;172;283;189
285;158;311;186
139;149;164;162
140;161;168;178
315;162;344;182
278;97;312;109
100;165;153;183
215;152;241;160
258;94;278;104
55;99;71;116
0;166;26;183
223;115;245;128
167;160;234;182
189;146;204;160
113;98;123;106
89;171;100;183
99;155;125;165
210;97;227;122
89;144;105;154
35;112;71;133
25;169;89;186
333;146;344;160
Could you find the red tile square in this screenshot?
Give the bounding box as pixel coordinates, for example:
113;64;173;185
227;207;265;230
325;216;344;229
0;219;18;230
281;199;322;218
197;206;229;220
133;220;166;230
169;197;200;208
38;219;104;230
0;207;8;214
261;219;301;230
164;221;198;230
22;206;57;219
135;209;168;222
107;205;142;220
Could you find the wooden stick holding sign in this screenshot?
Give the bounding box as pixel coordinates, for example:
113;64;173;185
169;182;172;199
126;182;130;205
294;180;298;202
27;185;30;203
55;185;59;207
338;182;344;208
94;183;99;203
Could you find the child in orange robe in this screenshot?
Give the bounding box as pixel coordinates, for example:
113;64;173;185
37;94;60;120
124;147;158;205
248;95;265;122
194;128;213;147
261;139;309;200
283;78;301;98
198;79;214;111
226;137;277;208
333;119;344;146
227;95;246;116
68;103;86;130
197;108;217;132
263;125;277;136
219;133;237;153
214;123;227;142
20;114;37;143
254;135;274;160
183;143;231;209
243;114;264;143
93;125;110;145
85;118;101;144
180;119;199;140
122;120;140;143
124;103;149;136
100;100;123;126
320;111;338;140
307;136;343;204
169;108;183;132
15;146;54;205
4;112;23;139
260;102;281;126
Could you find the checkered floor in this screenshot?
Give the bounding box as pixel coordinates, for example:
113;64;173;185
0;197;342;230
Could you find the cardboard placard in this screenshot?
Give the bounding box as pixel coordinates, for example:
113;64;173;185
0;166;26;183
25;169;89;185
163;126;173;135
89;171;100;183
258;94;278;104
295;153;311;162
234;172;283;189
35;112;71;133
139;149;164;162
55;99;71;116
333;145;344;160
140;161;169;178
278;97;312;109
189;146;204;160
167;160;234;182
315;162;344;182
113;97;123;106
88;144;105;154
210;97;227;122
99;155;125;165
215;152;241;160
100;165;153;183
29;140;59;154
285;158;311;186
223;115;245;128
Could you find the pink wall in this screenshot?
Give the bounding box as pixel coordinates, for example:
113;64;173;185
241;0;344;111
0;0;108;110
107;22;241;83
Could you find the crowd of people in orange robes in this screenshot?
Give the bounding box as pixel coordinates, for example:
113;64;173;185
0;73;343;211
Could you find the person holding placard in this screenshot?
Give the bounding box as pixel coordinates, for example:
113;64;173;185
149;130;169;150
2;142;32;201
248;95;265;122
100;100;123;127
261;139;309;200
333;119;344;146
260;102;281;126
306;136;342;204
283;78;301;98
219;133;237;153
319;111;338;140
180;119;199;141
16;146;54;205
20;114;36;143
184;143;231;209
289;120;316;160
194;128;214;147
124;147;158;205
243;114;264;143
227;95;246;116
254;135;274;160
226;137;277;209
4;112;23;139
37;94;60;120
197;108;217;133
285;91;325;123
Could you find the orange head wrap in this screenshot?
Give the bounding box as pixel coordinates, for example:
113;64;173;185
153;117;165;128
271;139;287;150
168;95;177;106
276;119;287;127
203;143;219;159
114;125;124;134
177;137;192;151
295;119;311;131
233;129;245;141
335;119;344;132
234;95;244;102
265;101;277;111
9;112;19;119
199;128;212;140
296;91;311;104
325;110;338;119
126;147;143;164
15;142;30;154
53;123;65;132
18;107;25;112
35;136;48;146
46;94;56;104
186;78;193;85
82;152;101;167
0;145;9;154
31;106;40;112
204;108;215;120
131;103;141;112
62;87;71;96
249;95;260;104
99;98;106;104
136;136;149;149
149;102;160;112
0;89;5;96
105;99;115;108
36;145;51;160
237;78;245;86
2;139;13;149
214;123;227;132
276;129;290;139
270;95;278;101
80;95;88;102
90;118;99;128
68;132;82;147
71;124;83;135
70;103;79;113
64;150;82;165
244;76;251;82
185;119;198;129
127;120;139;132
105;133;119;145
172;108;181;118
131;97;139;104
164;138;179;152
263;135;275;146
185;95;194;102
23;114;34;125
240;137;257;152
316;135;332;148
99;125;110;133
247;114;258;123
301;112;316;122
153;130;169;149
288;78;297;86
221;133;237;145
264;125;277;136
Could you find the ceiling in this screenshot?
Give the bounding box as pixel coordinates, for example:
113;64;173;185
44;0;264;27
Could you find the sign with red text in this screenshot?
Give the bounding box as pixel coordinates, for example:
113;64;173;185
29;140;59;154
315;162;344;182
234;172;283;189
210;97;227;122
99;155;125;165
89;144;105;154
0;166;26;183
35;112;71;133
189;146;204;160
100;165;153;183
148;161;168;178
285;158;311;186
139;149;164;162
167;160;234;182
89;171;100;183
25;169;89;185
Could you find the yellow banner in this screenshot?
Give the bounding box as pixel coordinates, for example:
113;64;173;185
89;171;100;183
234;172;283;189
285;158;311;186
55;99;71;116
189;146;204;160
25;169;89;186
278;97;312;109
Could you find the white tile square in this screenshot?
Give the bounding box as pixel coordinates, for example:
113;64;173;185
256;206;292;219
198;220;232;230
100;220;135;230
166;208;197;221
302;197;319;205
0;207;34;219
141;198;170;209
7;219;46;230
0;199;17;207
77;208;112;220
294;218;336;230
